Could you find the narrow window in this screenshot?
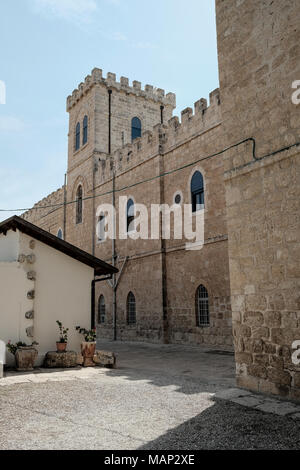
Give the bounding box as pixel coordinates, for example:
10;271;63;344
191;171;204;212
127;292;136;325
83;115;88;145
75;122;80;151
98;295;106;324
196;285;210;326
97;213;106;242
57;228;63;240
127;199;135;233
131;117;141;141
76;185;83;224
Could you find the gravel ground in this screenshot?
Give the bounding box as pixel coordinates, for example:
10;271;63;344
0;341;299;450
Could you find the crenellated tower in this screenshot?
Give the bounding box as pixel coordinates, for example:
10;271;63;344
65;68;176;252
66;68;176;172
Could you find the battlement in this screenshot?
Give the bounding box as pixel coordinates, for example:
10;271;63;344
102;88;221;178
22;186;65;223
66;68;176;112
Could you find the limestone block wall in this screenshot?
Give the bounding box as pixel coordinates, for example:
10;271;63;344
22;66;233;350
225;147;300;400
95;88;232;348
67;68;175;157
22;187;65;238
216;0;300;398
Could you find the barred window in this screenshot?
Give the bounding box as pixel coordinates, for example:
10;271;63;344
127;199;135;233
196;285;210;326
131;117;141;141
191;171;204;212
98;295;106;324
127;292;136;325
75;122;80;151
76;185;83;224
83;115;88;145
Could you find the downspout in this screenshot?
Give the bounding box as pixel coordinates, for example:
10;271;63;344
158;127;168;343
112;170;117;341
108;89;112;154
63;173;67;240
108;88;117;341
91;275;113;329
92;159;96;256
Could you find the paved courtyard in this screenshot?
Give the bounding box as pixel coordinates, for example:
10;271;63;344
0;341;299;450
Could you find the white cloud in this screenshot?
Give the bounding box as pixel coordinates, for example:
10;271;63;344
30;0;98;25
0;116;26;132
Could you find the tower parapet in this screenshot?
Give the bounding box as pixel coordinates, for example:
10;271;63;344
66;68;176;111
104;87;222;177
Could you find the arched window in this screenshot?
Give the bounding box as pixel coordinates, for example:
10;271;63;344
127;199;135;233
196;285;210;326
75;122;80;151
98;295;106;324
127;292;136;325
76;185;83;224
191;171;204;212
131;117;141;141
83;115;88;145
97;213;106;242
57;228;63;240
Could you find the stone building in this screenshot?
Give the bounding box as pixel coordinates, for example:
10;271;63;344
23;69;232;349
216;0;300;401
23;0;300;399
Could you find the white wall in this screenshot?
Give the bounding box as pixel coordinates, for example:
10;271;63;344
22;233;94;364
0;262;33;366
0;231;19;262
0;230;95;367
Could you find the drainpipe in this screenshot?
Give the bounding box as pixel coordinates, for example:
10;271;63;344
158;130;168;343
92;159;97;256
112;167;117;341
63;173;67;240
108;89;112;154
108;88;117;341
91;275;113;329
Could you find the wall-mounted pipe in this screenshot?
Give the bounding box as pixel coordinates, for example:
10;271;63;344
91;275;113;329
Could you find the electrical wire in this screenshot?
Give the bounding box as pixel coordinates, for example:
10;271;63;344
0;137;299;213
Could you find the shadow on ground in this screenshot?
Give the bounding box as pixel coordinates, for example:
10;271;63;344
139;398;300;450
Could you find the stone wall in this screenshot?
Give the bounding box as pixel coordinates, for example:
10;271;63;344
22;187;65;238
94;88;232;349
22;68;233;350
216;0;300;399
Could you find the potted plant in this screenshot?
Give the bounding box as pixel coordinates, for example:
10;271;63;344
7;341;39;371
75;326;97;367
56;320;69;353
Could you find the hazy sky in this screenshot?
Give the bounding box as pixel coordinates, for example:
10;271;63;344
0;0;219;221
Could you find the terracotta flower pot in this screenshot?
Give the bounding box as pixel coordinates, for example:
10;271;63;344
15;347;38;371
56;342;67;353
81;341;96;367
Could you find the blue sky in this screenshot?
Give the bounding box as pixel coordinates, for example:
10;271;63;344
0;0;218;221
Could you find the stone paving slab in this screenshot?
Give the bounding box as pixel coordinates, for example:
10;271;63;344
215;387;300;419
